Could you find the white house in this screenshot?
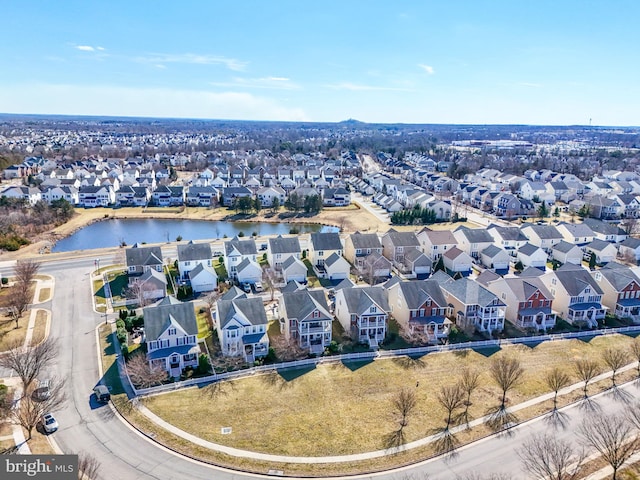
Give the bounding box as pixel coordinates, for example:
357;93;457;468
177;241;212;279
281;256;308;284
552;241;584;265
236;258;263;285
334;286;389;348
215;296;269;362
321;253;350;280
517;243;548;270
188;264;218;293
280;289;333;354
442;247;473;277
143;296;201;378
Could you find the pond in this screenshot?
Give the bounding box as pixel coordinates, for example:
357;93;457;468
51;218;335;252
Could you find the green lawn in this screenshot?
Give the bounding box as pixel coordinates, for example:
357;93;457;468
214;260;228;281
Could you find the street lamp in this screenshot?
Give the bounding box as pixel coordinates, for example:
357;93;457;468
95;258;101;273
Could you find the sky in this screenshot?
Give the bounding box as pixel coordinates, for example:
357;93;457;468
1;0;639;126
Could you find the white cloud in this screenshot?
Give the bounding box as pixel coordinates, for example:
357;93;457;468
0;84;309;122
324;82;413;92
96;46;106;51
137;53;247;71
210;76;300;90
75;45;95;52
154;64;167;69
418;64;435;75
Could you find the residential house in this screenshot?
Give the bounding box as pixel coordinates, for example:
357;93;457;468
520;224;563;253
334;286;390;348
125;243;164;276
381;229;420;266
128;268;168;301
439;276;506;334
78;185;115;207
595;264;640;323
177;241;212;279
487;225;529;253
582;218;628;243
267;235;301;270
480;275;555;331
516;243;547;270
386;280;451;343
321;252;351;280
480;245;511;274
402;249;432;279
344;231;384;267
221;186;253;207
256;186;286;208
442;247;473;277
185;186;218;207
187;263;218;293
280;289;333;354
552;241;584;265
308;232;343;268
224;237;257;280
543;263;605;327
323;187;351;207
556;222;596;247
235;258;263;285
417;228;457;261
216;296;269;362
453;226;494;259
619;237;640;264
584;239;617;265
359;252;392;284
281;256;308;284
143;296;201;378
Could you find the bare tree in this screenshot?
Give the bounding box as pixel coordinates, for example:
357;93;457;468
489;356;524;411
578;412;640;480
123;279;154;308
7;287;32;328
0;338;58;391
270;333;307;361
262;266;276;302
11;379;66;440
629;338;640;379
603;348;629;388
519;433;584;480
125;353;168;389
14;259;40;287
545;367;571;411
77;452;101;480
200;379;236;400
455;474;513;480
574;358;600;398
437;384;465;432
384;387;417;450
459;367;481;426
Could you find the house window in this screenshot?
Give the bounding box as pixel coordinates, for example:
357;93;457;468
369;306;376;313
313;310;320;318
551;278;556;285
168;328;176;336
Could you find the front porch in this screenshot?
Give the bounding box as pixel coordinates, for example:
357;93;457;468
567;303;606;328
615;299;640;324
517;308;556;332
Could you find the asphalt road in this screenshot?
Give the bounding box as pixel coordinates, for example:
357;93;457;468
2;255;639;479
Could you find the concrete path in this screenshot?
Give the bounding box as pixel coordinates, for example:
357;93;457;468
6;379;31;454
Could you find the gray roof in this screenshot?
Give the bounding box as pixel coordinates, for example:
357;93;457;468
586;238;615;252
559;222;595;238
621;237;640;249
225;237;257;256
138;267;167;287
394;280;447;309
476;270;501;286
142;297;197;342
236;257;260;273
324;252;346;268
125;244;163;267
440;278;504;308
519;242;543;256
583;218;626;236
217;297;268;329
220;286;246;301
599;265;640;291
269;235;301;255
333;278;356;290
522;224;562;239
482;244;506;258
339;286;390;315
281;280;305;293
310;232;343;251
455;226;494;243
418;228;457;245
489;226;529;242
177;241;212;262
188;263;216;281
404;248;431;266
502;277;553;301
349;232;382;250
383;228;420;247
553;240;581;254
553;263;603;296
281;289;332;321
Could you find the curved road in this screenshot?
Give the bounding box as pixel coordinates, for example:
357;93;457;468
2;254;639;479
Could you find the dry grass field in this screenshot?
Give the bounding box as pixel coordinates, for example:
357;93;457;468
142;333;638;458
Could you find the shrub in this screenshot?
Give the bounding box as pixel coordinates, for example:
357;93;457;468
327;341;339;354
238;231;245;237
1;277;7;285
289;227;300;234
124;317;133;332
116;319;126;330
132;316;144;328
121;344;129;359
197;354;211;374
176;235;183;242
266;347;277;362
119;310;128;320
116;329;127;345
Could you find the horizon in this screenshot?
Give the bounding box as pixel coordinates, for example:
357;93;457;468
1;1;639;126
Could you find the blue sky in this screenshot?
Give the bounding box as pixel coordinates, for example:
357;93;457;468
1;1;639;125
